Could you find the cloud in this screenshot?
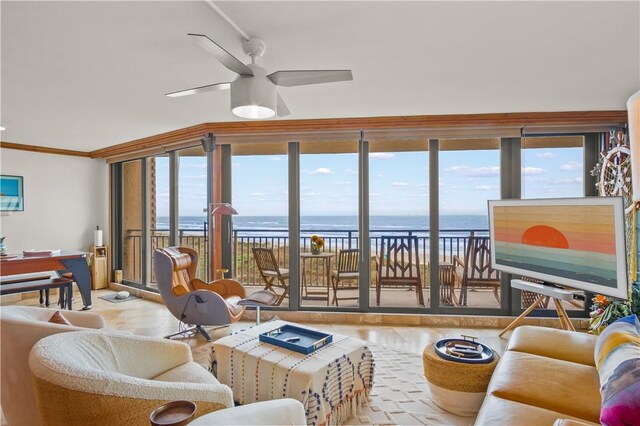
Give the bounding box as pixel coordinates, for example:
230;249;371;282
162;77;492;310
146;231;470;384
474;185;497;190
332;181;354;186
369;192;381;197
391;182;409;187
232;162;241;169
417;183;428;188
522;166;545;175
303;191;321;197
446;165;500;176
250;192;269;197
345;169;357;175
560;161;582;171
551;177;583;185
369;153;396;160
183;174;207;179
535;152;556;159
376;174;387;178
308;167;334;175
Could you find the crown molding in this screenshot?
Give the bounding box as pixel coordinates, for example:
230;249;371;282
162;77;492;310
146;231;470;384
0;141;91;158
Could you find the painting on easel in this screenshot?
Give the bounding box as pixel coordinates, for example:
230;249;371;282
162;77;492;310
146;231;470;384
488;197;628;300
0;175;24;211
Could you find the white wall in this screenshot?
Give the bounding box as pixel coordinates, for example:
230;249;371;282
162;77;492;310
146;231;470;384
0;149;109;253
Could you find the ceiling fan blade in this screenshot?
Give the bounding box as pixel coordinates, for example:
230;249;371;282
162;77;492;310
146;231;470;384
268;70;353;87
277;93;291;117
188;33;254;76
165;82;231;98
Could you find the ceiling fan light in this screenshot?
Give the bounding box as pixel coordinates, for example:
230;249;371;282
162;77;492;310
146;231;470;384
230;70;277;120
232;105;275;119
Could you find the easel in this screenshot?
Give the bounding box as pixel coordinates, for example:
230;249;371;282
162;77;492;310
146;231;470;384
499;279;578;337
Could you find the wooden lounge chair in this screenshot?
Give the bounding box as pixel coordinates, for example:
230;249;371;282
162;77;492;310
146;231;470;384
252;247;289;306
453;232;500;306
376;236;424;306
438;263;460;306
331;249;359;306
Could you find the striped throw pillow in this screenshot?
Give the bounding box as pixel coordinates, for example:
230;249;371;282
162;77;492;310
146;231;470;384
594;314;640;426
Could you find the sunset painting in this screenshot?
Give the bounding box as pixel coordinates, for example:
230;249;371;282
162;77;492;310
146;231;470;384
488;198;626;295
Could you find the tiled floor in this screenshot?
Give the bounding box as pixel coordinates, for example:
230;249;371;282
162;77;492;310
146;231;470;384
5;289;512;366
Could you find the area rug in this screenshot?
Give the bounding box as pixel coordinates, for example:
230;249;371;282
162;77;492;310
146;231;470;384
347;344;474;426
97;293;141;303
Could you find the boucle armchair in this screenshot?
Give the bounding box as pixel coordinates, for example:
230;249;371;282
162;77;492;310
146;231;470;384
0;305;107;426
154;247;246;341
28;330;233;426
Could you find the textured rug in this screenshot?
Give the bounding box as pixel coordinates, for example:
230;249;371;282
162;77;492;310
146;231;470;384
347;344;474;426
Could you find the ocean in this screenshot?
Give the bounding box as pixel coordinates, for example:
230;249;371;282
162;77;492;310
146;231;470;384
156;215;489;237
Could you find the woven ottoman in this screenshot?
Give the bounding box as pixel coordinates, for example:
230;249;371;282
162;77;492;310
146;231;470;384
422;341;499;417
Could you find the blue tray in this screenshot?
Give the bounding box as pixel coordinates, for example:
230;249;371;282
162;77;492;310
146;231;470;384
259;324;333;354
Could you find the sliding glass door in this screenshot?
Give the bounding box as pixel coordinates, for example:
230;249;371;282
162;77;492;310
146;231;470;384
369;141;430;309
231;143;290;307
299;141;359;308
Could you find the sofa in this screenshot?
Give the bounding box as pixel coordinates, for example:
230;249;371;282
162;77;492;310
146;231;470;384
475;321;639;426
0;306;107;426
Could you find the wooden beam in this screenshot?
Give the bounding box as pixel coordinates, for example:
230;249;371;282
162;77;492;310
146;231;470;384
0;141;91;158
89;111;627;160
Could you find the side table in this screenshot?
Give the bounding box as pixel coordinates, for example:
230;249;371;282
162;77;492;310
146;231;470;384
300;252;334;306
422;341;499;417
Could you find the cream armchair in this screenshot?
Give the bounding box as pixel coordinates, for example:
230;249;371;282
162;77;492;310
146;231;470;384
29;330;233;426
0;305;107;426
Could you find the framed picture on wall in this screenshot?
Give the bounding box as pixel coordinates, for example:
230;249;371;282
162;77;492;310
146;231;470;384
0;175;24;211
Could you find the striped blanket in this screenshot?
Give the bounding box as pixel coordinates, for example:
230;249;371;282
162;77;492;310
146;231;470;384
209;321;375;426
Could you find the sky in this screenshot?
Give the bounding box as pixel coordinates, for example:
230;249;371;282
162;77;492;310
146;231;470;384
154;146;584;217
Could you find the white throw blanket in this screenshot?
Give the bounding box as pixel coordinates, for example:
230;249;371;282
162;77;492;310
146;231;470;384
210;321;375;426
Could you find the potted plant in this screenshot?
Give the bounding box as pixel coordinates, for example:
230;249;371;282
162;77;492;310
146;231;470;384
310;235;324;255
588;282;640;334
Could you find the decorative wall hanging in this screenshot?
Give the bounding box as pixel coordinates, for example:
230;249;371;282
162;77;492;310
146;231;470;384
0;175;24;211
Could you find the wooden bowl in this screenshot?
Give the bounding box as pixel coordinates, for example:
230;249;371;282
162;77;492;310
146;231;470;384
149;400;197;426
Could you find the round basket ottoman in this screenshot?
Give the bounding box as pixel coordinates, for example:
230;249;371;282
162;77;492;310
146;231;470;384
422;341;500;417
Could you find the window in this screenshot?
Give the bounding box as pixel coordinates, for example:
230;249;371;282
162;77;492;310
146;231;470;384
300;141;359;308
231;144;289;306
439;139;501;309
369;141;430;308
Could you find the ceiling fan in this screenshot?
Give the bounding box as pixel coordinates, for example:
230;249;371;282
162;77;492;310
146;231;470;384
166;34;353;119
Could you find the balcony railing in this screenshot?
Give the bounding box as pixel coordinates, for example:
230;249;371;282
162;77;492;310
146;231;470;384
232;229;488;288
123;227;487;289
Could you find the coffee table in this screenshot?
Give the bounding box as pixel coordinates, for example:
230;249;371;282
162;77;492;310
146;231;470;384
209;321;374;425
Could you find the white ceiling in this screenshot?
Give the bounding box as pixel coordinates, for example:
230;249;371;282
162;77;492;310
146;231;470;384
1;1;639;151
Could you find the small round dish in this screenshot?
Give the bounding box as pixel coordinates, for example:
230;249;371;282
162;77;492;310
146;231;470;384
149;400;197;426
434;337;494;364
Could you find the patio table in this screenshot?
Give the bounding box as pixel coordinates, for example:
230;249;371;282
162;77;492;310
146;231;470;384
300;252;334;306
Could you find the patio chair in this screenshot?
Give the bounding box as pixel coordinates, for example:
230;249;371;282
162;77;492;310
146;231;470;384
376;236;425;306
331;249;359;306
252;247;289;306
453;232;500;306
438;263;460;306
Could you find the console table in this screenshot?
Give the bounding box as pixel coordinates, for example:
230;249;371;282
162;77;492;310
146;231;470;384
0;251;93;310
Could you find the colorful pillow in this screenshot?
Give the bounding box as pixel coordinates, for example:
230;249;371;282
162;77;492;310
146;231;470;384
594;314;640;426
48;311;71;325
